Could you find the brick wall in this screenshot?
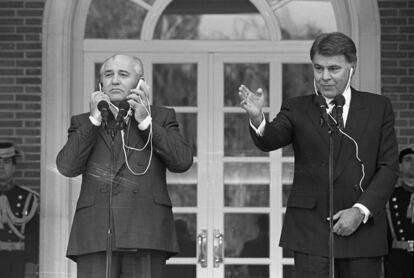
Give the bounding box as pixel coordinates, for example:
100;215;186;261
378;0;414;147
0;0;413;192
0;0;44;189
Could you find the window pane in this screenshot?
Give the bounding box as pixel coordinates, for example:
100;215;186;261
282;145;294;157
85;0;154;39
282;63;313;100
154;0;269;40
165;265;196;278
224;63;269;107
282;162;294;207
167;162;197;207
225;213;269;258
153;63;197;106
225;184;269;207
281;63;313;158
224;113;269;157
224;163;269;185
94;63;102;90
225;265;269;278
173;213;197;257
269;0;337;40
168;184;197;207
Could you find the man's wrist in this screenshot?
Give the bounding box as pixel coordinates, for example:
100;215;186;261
353;203;370;223
89;115;101;126
138;115;152;130
250;113;264;127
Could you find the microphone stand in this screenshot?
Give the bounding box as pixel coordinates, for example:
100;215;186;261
322;113;338;278
106;124;116;278
328;128;335;278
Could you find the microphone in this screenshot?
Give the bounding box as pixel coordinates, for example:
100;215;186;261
116;100;130;130
332;95;345;129
315;95;329;127
97;100;109;126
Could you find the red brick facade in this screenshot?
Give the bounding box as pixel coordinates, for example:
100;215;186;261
378;0;414;146
0;0;413;190
0;0;44;189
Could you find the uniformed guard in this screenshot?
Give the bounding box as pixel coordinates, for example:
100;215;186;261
0;142;39;278
385;148;414;278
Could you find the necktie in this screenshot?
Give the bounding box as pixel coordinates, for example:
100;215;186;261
331;104;344;130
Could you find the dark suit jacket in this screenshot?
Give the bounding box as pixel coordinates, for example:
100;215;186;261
250;88;399;258
56;106;193;261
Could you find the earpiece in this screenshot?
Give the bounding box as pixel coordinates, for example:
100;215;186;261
136;78;144;91
313;79;319;95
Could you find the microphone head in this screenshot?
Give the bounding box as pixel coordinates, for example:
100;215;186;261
315;95;328;108
117;100;130;118
97;100;109;111
333;94;345;107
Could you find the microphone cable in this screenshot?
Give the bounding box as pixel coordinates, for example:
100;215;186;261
314;68;365;192
120;94;153;176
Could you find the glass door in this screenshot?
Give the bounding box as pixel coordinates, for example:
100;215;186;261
159;53;284;278
210;54;281;278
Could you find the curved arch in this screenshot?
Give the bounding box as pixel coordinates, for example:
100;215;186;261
141;0;173;40
141;0;282;41
250;0;281;40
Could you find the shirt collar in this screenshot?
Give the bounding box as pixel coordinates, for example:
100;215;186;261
108;102;132;124
323;86;351;108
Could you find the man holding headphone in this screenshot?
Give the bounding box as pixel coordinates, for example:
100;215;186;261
239;32;398;278
57;54;193;278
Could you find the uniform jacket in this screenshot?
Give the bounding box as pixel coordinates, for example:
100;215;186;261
387;180;414;243
0;184;39;267
56;106;193;261
250;88;399;258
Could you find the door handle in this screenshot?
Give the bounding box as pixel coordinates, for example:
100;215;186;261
197;229;208;267
213;229;224;268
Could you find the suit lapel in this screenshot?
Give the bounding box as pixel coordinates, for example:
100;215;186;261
98;125;113;151
334;89;369;179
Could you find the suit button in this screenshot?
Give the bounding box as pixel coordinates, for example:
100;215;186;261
352;184;359;191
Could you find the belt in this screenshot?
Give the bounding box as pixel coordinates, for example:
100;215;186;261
392;240;414;252
0;240;24;251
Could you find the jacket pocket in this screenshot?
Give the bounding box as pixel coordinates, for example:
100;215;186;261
287;195;316;209
76;195;95;211
153;193;172;207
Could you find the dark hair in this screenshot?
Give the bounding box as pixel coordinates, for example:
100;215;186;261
399;148;414;163
310;32;357;64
